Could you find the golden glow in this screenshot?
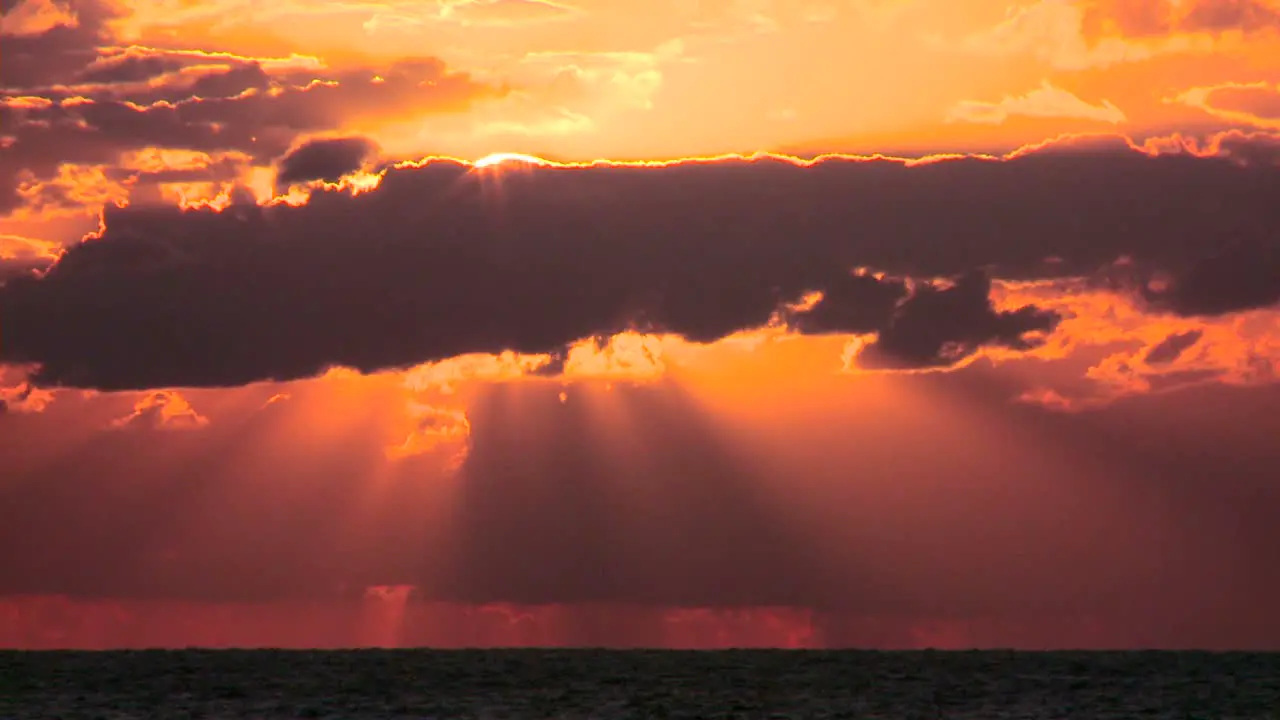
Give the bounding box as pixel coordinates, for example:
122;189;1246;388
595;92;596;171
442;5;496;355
472;152;554;168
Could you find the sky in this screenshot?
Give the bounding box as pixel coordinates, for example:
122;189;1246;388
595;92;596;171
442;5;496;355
1;0;1280;651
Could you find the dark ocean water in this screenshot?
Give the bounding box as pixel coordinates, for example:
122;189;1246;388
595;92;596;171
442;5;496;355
3;649;1278;719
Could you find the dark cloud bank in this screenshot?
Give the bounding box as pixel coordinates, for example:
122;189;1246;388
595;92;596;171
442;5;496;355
4;143;1280;390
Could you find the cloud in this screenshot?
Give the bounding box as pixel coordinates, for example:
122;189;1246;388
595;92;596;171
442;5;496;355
1170;80;1280;130
1138;127;1280;165
362;0;579;33
0;233;62;281
0;0;77;36
784;268;906;335
389;40;686;150
516;42;686;112
403;351;554;394
997;272;1280;409
0;0;501;216
1143;244;1280;316
558;331;670;380
0;0;124;89
0;380;55;413
783;268;1061;368
959;0;1273;70
110;390;209;430
1144;329;1204;364
678;0;780;42
435;0;580;26
275;136;380;188
847;0;923;30
849;271;1061;369
0;233;61;260
960;0;1175;70
386;402;471;462
1;59;496;214
947;81;1126;125
1179;0;1280;33
3;138;1280;391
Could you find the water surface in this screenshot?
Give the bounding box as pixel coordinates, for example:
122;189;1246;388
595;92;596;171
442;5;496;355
4;649;1278;719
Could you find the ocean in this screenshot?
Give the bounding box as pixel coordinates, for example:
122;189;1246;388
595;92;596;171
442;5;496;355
3;649;1278;719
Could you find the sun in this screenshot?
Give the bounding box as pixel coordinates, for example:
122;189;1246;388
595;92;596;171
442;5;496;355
472;152;551;169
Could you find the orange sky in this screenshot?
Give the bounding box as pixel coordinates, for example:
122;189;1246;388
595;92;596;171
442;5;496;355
2;0;1280;650
2;0;1280;241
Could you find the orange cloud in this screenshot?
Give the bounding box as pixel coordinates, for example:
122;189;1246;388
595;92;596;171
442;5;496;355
1079;0;1280;38
374;40;686;155
1170;80;1280;129
847;0;923;29
117;148;245;175
560;332;670;381
960;0;1192;70
1;12;503;216
947;80;1126;125
13;164;131;219
262;392;290;407
356;0;580;37
994;276;1280;409
0;380;55;413
959;0;1269;70
680;0;780;42
1178;0;1280;34
0;0;77;37
0;233;61;284
402;351;554;394
0;233;61;263
111;390;210;430
386;402;472;462
434;0;580;27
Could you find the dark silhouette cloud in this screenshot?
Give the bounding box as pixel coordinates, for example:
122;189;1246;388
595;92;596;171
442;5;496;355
4;145;1280;390
276;136;380;188
0;257;52;284
854;270;1060;369
786;270;908;334
1145;330;1204;365
1144;244;1280;316
788;269;1061;368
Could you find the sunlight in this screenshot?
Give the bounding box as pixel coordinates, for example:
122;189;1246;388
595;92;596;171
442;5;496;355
471;152;552;169
361;584;415;648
